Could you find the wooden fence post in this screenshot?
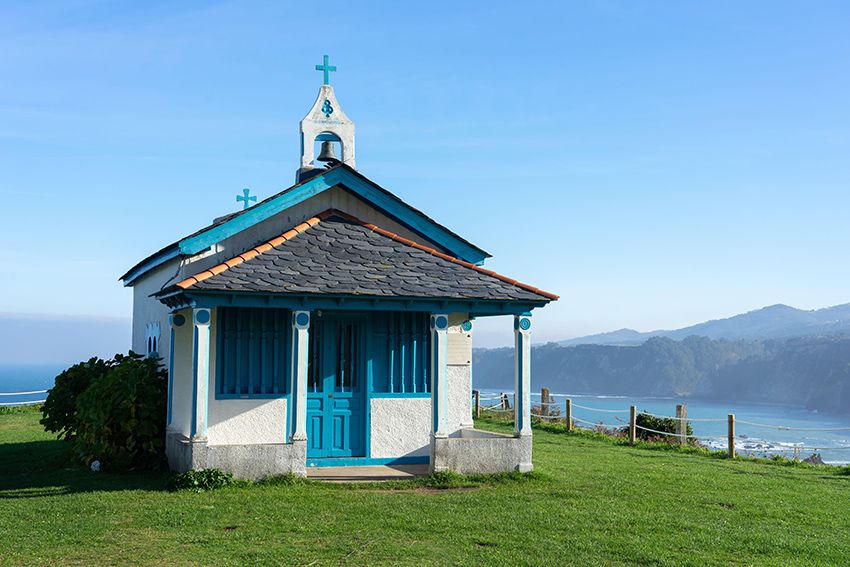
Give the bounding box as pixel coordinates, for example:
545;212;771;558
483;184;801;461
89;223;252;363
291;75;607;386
629;405;637;445
565;398;572;432
676;404;687;445
540;387;548;417
727;414;736;458
474;389;480;419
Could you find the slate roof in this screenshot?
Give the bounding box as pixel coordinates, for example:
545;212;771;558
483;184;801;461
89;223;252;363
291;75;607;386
168;210;557;302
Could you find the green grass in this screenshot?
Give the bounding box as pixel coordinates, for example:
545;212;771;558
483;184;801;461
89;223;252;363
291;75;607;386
2;407;849;565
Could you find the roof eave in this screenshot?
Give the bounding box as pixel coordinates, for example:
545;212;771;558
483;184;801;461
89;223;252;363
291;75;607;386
120;245;182;286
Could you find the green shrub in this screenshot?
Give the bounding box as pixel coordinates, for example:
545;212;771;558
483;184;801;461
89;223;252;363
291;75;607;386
73;352;167;470
169;469;236;492
40;357;111;440
632;413;694;442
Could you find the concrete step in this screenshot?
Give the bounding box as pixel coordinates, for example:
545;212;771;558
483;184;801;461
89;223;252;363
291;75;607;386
306;464;429;482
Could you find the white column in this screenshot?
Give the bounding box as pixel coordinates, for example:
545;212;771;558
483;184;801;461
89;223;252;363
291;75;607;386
514;313;532;437
167;312;187;428
431;313;450;438
290;310;311;442
190;308;211;441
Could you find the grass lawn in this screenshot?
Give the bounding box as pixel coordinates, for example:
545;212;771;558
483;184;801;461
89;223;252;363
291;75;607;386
1;407;849;566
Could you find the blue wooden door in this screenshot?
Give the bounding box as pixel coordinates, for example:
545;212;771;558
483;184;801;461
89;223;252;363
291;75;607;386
306;314;366;458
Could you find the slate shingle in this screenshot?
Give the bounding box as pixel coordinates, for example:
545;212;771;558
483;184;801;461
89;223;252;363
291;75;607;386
189;216;549;301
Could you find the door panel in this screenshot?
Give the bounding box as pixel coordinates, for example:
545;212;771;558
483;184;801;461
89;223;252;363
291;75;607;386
306;314;366;459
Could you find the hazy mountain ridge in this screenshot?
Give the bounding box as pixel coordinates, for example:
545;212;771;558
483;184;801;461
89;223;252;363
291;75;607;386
558;303;850;346
473;335;850;414
474;302;850;413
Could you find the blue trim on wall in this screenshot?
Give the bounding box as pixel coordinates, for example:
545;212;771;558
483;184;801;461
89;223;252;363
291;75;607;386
306;455;429;468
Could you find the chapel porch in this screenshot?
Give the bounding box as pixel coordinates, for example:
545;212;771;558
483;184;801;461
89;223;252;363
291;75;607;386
162;305;536;478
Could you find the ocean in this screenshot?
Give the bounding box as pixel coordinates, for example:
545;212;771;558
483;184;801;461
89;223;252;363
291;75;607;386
0;364;66;406
3;365;849;465
481;389;850;465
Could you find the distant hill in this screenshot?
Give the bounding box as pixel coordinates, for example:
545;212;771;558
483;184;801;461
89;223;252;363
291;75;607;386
473;335;850;414
558;303;850;346
475;302;850;413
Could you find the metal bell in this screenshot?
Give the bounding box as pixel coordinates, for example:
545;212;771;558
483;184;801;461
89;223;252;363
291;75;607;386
316;141;339;164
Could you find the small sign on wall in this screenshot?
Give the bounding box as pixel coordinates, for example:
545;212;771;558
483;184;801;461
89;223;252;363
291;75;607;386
447;327;472;365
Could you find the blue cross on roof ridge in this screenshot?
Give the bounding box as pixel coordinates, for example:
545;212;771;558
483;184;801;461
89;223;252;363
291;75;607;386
237;188;257;210
315;54;337;85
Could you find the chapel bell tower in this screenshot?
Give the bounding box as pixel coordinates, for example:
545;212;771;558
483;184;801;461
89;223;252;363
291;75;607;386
297;55;356;182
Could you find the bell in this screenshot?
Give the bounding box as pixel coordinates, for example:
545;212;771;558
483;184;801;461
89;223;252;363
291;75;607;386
316;141;339;164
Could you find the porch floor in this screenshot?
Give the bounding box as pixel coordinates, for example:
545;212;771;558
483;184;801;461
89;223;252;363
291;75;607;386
306;464;429;482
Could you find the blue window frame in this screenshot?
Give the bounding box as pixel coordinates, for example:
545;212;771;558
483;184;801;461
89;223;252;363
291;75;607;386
216;308;291;398
370;312;430;394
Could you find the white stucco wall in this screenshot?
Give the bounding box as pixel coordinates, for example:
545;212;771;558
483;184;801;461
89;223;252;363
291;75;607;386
447;365;472;432
370;397;431;458
207;399;288;445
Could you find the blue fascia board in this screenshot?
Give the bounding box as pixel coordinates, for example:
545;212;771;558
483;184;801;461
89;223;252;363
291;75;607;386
182;291;545;316
177;167;488;264
179;174;334;255
306;455;429;468
122;247;181;286
327;169;489;265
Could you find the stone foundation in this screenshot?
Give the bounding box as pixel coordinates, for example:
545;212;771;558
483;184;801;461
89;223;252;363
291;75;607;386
429;429;533;474
166;432;307;480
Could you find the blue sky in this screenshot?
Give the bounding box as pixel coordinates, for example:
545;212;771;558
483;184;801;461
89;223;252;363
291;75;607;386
1;1;849;349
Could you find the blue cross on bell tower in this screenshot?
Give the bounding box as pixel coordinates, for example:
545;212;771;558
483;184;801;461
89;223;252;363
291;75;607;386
315;54;337;85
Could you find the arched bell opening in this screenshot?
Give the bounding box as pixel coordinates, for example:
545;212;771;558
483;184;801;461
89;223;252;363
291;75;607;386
313;132;344;166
